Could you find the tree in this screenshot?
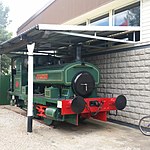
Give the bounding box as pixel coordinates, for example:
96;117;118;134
0;2;12;74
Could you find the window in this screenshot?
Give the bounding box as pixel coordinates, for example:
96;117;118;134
90;14;109;26
79;2;140;43
85;2;140;27
113;2;140;26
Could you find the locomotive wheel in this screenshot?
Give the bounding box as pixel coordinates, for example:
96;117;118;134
72;71;95;97
44;118;53;125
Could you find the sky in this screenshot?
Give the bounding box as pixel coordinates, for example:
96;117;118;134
1;0;52;36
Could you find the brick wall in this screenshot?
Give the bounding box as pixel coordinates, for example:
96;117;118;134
86;46;150;125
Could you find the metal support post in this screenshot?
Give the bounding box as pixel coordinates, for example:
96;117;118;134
27;43;35;132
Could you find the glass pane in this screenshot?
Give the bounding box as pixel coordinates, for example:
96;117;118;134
90;14;109;26
114;3;140;26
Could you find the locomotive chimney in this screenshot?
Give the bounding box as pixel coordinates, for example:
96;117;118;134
76;46;81;61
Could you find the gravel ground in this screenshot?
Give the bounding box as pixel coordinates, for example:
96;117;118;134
0;105;149;150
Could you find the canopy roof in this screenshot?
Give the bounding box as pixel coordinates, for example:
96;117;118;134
0;24;140;57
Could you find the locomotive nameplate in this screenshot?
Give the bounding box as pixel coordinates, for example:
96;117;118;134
36;74;48;80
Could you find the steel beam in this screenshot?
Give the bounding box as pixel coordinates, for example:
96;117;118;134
56;31;137;44
38;24;140;32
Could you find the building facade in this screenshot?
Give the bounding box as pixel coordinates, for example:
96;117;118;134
17;0;150;126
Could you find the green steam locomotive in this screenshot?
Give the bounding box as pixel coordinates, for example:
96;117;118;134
10;56;126;125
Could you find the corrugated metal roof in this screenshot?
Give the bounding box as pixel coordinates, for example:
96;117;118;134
0;24;140;57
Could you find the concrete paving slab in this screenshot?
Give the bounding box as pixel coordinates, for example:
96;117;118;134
0;105;149;150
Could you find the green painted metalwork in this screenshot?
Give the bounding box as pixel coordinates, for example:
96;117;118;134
45;87;59;98
10;58;101;125
22;86;28;95
43;118;53;125
65;114;78;125
13;58;28;95
61;87;73;99
64;62;100;85
0;75;10;105
33;61;100;86
14;77;21;93
45;107;57;119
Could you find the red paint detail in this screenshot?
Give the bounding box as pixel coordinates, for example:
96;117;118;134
61;97;117;122
15;81;19;88
80;113;91;119
93;112;107;121
36;74;48;80
36;105;47;118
